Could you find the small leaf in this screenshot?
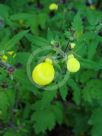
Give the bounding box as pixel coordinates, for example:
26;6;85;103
79;57;102;70
26;34;49;47
59;84;68;101
32;102;63;134
41;90;57;109
32;108;56;134
72;13;83;38
1;30;28;50
68;79;81;105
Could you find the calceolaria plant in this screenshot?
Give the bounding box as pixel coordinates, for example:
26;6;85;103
0;0;102;136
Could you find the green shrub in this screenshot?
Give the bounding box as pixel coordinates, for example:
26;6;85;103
0;0;102;136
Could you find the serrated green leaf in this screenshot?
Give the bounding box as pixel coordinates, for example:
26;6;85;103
0;89;15;120
52;102;63;125
87;10;102;26
79;70;96;84
15;52;30;66
41;90;57;109
68;79;81;105
32;102;63;134
0;90;15;111
32;108;56;134
83;32;101;59
82;80;102;104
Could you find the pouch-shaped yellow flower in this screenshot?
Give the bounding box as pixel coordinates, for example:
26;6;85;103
67;55;80;73
49;3;58;11
32;59;55;86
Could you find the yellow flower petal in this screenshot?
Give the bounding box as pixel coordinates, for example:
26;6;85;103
70;43;76;49
67;54;74;59
8;51;14;56
67;55;80;73
32;61;55;86
45;58;53;64
2;55;8;62
49;3;58;11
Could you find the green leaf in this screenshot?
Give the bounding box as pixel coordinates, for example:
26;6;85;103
0;89;15;120
4;129;21;136
88;39;98;59
0;4;10;18
79;57;102;70
32;90;57;110
1;30;28;51
59;84;68;101
38;13;47;29
10;13;33;20
0;30;10;48
26;34;49;47
90;108;102;136
4;130;15;136
83;32;101;59
13;69;33;91
32;108;56;134
82;80;102;104
87;10;102;26
79;70;96;84
0;90;15;111
32;102;63;134
72;13;83;38
73;111;89;136
41;90;57;109
15;52;30;66
52;102;63;125
68;79;81;105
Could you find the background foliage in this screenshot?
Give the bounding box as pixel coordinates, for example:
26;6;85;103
0;0;102;136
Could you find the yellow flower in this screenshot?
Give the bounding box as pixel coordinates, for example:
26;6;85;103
8;51;16;58
70;43;76;49
45;58;53;64
8;51;14;55
2;55;8;62
32;58;55;86
67;54;80;73
49;3;58;11
67;54;74;59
